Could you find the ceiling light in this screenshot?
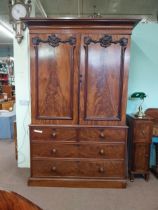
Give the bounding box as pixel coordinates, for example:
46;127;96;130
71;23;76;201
0;21;13;39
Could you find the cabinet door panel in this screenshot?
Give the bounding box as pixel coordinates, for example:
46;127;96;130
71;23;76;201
79;34;130;125
133;143;150;171
30;33;79;124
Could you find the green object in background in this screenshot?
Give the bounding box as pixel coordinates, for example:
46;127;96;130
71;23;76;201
130;92;147;100
130;92;147;118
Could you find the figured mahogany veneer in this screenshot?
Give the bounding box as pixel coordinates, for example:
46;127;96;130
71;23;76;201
30;126;77;141
31;142;125;159
30;126;126;142
31;159;125;178
26;18;139;188
0;190;42;210
79;127;126;141
127;115;153;181
134;122;152;143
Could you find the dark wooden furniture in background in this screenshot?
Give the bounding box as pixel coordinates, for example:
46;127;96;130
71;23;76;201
127;115;153;181
0;72;8;85
0;100;14;111
0;190;42;210
26;18;138;188
145;108;158;177
2;85;12;99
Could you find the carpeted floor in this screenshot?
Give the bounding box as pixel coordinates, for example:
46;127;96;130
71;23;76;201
0;140;158;210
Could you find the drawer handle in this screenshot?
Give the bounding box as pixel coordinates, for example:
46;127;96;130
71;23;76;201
51;132;57;138
99;132;105;138
99;149;105;155
51;148;57;154
99;167;105;173
33;129;43;134
51;166;56;172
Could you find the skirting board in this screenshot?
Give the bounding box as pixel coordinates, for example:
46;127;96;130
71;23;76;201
28;178;127;188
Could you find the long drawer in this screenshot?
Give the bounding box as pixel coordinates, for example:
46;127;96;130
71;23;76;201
31;159;125;178
30;126;127;142
31;142;125;159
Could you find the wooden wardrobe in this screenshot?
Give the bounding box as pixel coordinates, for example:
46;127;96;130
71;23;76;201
26;18;138;188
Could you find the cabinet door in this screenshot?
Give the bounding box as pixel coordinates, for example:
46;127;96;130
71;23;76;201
79;33;130;126
30;32;79;125
133;143;150;171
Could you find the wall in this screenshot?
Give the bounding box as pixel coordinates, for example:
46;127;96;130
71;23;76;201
14;29;31;167
14;4;35;168
127;22;158;114
14;21;158;167
0;46;13;57
127;22;158;167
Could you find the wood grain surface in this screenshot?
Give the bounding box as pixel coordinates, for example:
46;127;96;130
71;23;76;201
27;18;139;188
0;190;42;210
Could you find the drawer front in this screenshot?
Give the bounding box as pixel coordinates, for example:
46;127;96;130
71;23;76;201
30;126;77;141
31;142;125;159
134;122;152;142
30;126;127;142
79;128;126;142
31;159;125;178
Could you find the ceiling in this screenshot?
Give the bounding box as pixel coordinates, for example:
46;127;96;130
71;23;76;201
0;0;157;47
38;0;158;17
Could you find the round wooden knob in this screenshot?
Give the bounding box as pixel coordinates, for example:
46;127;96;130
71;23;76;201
51;166;56;172
99;149;105;155
52;148;57;154
51;132;56;138
99;132;105;138
141;130;146;136
99;167;104;173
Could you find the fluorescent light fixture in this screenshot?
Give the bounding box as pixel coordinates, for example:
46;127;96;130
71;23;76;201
0;21;14;39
